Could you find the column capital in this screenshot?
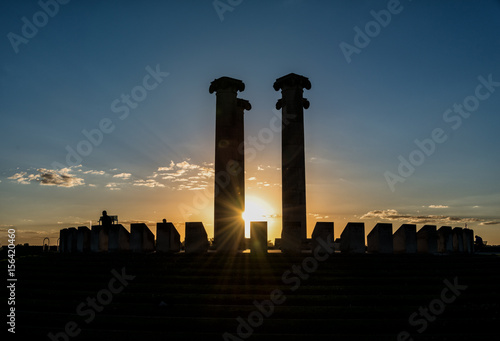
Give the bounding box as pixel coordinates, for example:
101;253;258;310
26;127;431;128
237;98;251;111
273;73;311;92
209;76;245;94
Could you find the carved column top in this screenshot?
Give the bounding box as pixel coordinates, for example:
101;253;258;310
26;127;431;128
237;98;251;111
209;76;245;94
273;73;311;91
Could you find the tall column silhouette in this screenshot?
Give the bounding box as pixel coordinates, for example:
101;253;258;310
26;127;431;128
274;73;310;251
209;77;250;252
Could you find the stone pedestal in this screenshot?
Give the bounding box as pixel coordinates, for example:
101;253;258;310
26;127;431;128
77;226;90;253
340;222;365;253
210;77;250;253
417;225;438;254
453;227;464;253
108;224;130;252
91;225;109;252
367;223;393;254
250;221;268;256
274;73;311;244
437;226;453;253
393;224;417;254
281;221;302;254
130;223;155;253
156;221;181;253
185;222;209;254
312;222;334;253
463;228;474;254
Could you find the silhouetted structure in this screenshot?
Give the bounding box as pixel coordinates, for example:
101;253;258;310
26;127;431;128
340;222;365;253
209;77;250;252
417;225;438;254
99;210;114;226
250;221;268;256
367;223;393;254
274;73;310;250
437;226;453;253
130;223;155;253
312;222;334;252
156;219;181;253
76;226;91;253
394;224;417;254
185;222;209;254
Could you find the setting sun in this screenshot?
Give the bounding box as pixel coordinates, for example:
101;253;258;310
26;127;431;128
242;196;273;238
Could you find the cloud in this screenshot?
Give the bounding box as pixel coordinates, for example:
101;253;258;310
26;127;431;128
149;160;214;191
37;168;85;187
9;168;84;187
82;170;106;175
360;209;484;225
8;172;30;184
113;173;132;179
105;183;121;190
133;179;165;188
428;205;449;209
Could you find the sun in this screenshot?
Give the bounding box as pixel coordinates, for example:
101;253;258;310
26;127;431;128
242;196;272;238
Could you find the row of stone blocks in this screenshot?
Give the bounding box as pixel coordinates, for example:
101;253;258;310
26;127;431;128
59;221;182;253
59;220;473;254
345;222;474;254
59;221;271;255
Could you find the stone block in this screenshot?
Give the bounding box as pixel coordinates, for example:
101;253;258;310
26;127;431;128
463;228;474;254
59;228;68;253
367;223;393;254
91;225;109;252
77;226;91;253
437;226;453;253
185;222;209;254
340;222;365;253
417;225;438;254
281;221;302;254
453;227;464;253
393;224;417;254
250;221;268;256
108;224;130;252
130;223;155;253
156;221;181;253
311;222;334;253
67;227;78;253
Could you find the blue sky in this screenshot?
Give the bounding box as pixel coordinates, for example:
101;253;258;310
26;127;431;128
1;0;499;245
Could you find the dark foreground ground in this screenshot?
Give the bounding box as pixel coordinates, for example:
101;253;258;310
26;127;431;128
6;252;500;340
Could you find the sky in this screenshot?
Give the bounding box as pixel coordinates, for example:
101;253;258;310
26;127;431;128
1;0;499;246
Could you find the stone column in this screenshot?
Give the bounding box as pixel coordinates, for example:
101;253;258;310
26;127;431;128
274;73;311;250
209;77;250;252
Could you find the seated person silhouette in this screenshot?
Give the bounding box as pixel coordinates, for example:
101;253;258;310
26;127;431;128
100;210;113;227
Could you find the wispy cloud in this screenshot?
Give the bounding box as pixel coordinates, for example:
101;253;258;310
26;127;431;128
105;183;121;190
480;221;500;226
82;170;106;175
361;209;485;225
133;179;165;188
151;159;213;191
113;173;132;179
428;205;449;209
